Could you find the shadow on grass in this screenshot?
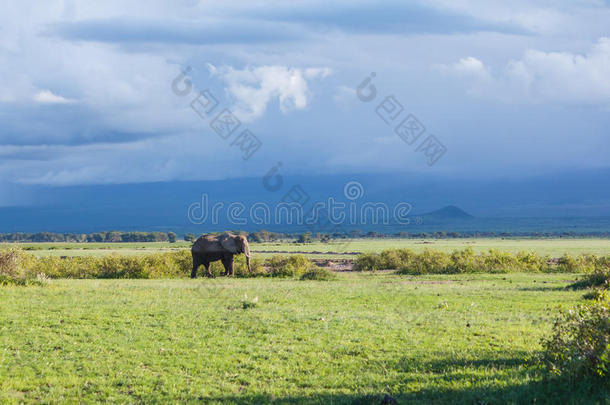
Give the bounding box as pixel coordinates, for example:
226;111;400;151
517;286;566;292
188;357;608;404
197;380;607;405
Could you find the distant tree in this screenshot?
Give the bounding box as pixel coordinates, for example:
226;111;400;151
184;233;196;242
167;232;177;243
297;232;313;243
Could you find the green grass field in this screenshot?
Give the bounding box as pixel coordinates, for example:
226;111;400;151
0;273;604;404
4;238;610;258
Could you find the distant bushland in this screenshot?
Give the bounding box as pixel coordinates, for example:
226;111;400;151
353;247;610;274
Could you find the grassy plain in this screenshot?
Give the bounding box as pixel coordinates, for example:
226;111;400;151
6;238;608;258
1;272;603;404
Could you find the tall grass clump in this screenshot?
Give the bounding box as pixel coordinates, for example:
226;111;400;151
300;267;336;281
540;298;610;384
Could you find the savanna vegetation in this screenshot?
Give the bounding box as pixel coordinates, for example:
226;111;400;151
353;247;610;274
1;273;608;403
2;243;610;403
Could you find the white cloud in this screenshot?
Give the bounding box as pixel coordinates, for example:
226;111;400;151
441;37;610;105
444;56;487;76
33;90;76;104
210;65;331;121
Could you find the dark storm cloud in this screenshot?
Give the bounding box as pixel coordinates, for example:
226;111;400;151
0;104;165;147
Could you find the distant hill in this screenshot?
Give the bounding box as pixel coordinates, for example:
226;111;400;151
422;205;474;220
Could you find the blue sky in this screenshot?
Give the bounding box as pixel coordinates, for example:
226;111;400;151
1;0;609;205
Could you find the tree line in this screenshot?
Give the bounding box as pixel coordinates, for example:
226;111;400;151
0;231;177;243
1;229;608;244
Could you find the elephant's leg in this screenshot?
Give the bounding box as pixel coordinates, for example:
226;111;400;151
222;255;234;277
203;260;212;277
191;253;201;279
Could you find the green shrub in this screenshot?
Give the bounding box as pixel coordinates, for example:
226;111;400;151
268;255;315;277
540;298;610;383
380;248;416;270
234;255;266;277
556;254;599;273
398;249;451;275
0;248;43;286
478;249;521;273
583;288;609;301
570;269;610;291
447;247;479;273
2;248;276;280
516;250;549;272
354;248;603;275
353;253;381;271
300;267;336;281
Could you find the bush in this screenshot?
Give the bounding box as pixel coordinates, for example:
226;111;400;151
300;267;336;281
353;253;382;271
267;255;315;277
583;288;609;301
380;248;416;270
233;255;266;277
398;249;451;274
540;298;610;383
354;248;606;274
569;269;610;294
447;247;479;273
1;248;310;279
0;248;43;286
556;254;596;273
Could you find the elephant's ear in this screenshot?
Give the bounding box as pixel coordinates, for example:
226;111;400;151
220;234;238;253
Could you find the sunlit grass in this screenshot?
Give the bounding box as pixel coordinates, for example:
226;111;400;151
1;273;603;403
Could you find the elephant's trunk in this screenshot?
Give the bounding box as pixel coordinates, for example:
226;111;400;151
245;244;251;272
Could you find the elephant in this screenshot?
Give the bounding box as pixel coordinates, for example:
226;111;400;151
191;233;251;278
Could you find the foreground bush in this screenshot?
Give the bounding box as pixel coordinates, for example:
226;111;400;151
267;254;315;277
34;252;190;279
354;248;608;274
0;248;316;280
0;248;44;285
540;298;610;383
300;267;336;281
570;269;610;291
233;255;266;277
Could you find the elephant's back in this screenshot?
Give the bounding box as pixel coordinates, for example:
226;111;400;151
191;234;222;253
